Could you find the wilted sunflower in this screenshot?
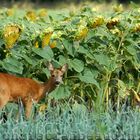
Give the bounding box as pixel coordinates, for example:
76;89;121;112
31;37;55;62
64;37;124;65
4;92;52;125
75;26;88;41
3;24;22;49
89;16;105;28
113;4;123;13
42;32;53;48
6;8;14;16
38;9;47;18
106;17;119;29
132;23;140;32
25;10;37;21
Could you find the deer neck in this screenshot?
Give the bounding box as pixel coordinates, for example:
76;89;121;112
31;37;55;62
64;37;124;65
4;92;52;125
40;77;56;99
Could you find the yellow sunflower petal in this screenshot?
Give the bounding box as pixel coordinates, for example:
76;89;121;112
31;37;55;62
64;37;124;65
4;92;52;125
42;32;53;48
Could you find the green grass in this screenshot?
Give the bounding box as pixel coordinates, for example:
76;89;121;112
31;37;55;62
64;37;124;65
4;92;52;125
1;104;140;139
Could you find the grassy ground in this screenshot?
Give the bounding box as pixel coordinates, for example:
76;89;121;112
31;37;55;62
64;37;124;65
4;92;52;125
1;104;140;139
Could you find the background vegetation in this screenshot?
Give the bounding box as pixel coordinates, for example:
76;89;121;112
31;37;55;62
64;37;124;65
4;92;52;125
1;0;140;8
1;0;140;4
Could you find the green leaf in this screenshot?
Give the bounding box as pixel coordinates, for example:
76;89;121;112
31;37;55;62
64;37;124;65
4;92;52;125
2;57;23;74
62;39;74;56
32;47;53;60
42;68;50;78
69;59;84;72
118;79;127;99
71;18;80;24
77;46;89;54
79;76;100;89
78;68;100;88
85;30;94;41
77;45;94;59
59;55;67;65
22;55;33;65
94;53;110;66
49;85;71;100
85;68;99;78
0;38;4;46
94;53;117;72
108;60;118;72
126;45;137;56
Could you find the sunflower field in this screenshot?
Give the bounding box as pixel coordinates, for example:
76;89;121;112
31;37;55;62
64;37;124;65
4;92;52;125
0;5;140;139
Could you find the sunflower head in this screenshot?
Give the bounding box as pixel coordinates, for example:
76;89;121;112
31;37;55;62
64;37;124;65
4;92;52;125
6;8;14;16
106;18;119;29
42;32;53;48
3;24;22;49
89;16;105;28
75;25;88;41
38;9;47;18
25;10;37;21
132;23;140;32
113;4;123;13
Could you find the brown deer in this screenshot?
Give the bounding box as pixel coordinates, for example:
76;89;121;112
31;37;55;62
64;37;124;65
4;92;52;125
0;62;67;118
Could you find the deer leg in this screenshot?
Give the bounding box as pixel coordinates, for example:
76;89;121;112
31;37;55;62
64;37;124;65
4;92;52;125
25;100;33;119
0;91;9;122
0;92;9;109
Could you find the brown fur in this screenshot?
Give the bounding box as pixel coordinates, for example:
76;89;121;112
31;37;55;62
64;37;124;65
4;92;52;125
0;63;67;118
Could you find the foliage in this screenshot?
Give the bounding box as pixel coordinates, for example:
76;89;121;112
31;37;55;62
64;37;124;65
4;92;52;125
0;6;140;112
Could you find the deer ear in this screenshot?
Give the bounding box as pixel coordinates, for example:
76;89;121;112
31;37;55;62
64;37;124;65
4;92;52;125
61;64;68;73
48;62;54;71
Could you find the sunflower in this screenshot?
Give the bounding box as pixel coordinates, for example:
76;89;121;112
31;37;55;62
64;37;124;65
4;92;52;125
25;10;37;21
106;18;119;29
42;32;53;48
132;23;140;32
75;26;88;41
113;4;123;13
3;24;22;49
6;8;14;16
38;9;47;18
89;16;105;28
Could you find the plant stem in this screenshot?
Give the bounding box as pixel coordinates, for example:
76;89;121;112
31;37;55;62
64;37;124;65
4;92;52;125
103;72;111;112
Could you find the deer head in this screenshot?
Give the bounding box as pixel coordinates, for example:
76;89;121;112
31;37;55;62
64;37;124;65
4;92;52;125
48;62;68;86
